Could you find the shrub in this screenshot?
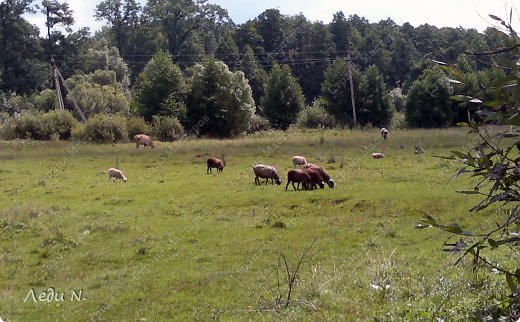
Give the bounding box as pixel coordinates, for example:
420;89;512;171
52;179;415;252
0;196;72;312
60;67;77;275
0;121;17;140
71;123;86;141
152;115;184;142
296;100;336;129
41;110;77;140
32;89;57;112
127;117;152;139
247;114;271;133
13;111;46;140
83;114;128;143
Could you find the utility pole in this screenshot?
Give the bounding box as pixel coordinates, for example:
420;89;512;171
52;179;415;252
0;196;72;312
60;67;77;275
51;57;65;111
347;52;357;125
56;68;87;123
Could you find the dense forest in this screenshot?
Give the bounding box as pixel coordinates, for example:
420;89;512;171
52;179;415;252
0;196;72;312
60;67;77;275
0;0;513;139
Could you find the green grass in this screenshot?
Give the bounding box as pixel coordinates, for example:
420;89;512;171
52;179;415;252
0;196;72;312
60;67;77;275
0;128;514;321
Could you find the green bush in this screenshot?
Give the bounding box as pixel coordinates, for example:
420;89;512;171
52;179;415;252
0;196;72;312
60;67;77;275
0;120;17;140
32;89;57;112
83;114;128;143
71;123;86;141
127;116;152;139
247;114;271;133
41;110;78;140
296;100;336;129
152;115;184;142
13;111;46;140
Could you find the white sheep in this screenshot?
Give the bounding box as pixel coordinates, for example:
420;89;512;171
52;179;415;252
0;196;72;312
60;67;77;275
372;152;385;159
253;164;282;185
380;127;389;140
292;155;307;167
107;168;127;182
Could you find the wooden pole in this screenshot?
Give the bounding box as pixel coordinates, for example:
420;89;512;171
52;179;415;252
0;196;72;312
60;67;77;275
56;68;87;123
51;57;65;110
347;53;357;125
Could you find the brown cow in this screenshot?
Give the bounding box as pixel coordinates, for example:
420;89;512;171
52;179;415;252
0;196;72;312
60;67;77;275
134;134;155;149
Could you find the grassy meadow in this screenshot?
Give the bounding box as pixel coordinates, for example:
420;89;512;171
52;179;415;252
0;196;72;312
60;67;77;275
0;127;514;321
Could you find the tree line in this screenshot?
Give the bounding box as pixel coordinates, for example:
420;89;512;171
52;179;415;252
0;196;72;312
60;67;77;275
0;0;513;138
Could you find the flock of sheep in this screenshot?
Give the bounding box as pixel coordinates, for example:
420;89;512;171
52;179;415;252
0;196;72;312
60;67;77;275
107;129;392;189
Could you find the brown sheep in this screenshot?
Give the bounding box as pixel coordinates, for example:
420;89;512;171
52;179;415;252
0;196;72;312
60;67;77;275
207;157;224;174
253;164;282;185
292;155;307;167
285;169;312;191
303;163;335;188
134;134;155;149
107;168;127;182
302;168;325;190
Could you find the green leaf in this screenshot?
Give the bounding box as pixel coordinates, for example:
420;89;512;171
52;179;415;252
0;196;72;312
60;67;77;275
456;122;469;127
446;79;464;85
506;273;517;292
493;57;517;70
442;223;464;234
489;14;503;22
421;214;438;226
450;95;472;102
456;190;480;195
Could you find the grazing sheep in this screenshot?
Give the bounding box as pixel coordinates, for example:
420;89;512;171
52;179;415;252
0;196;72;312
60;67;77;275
372;152;385;159
253;164;282;185
303;163;335;188
107;168;127;182
414;146;425;154
207;157;224;174
380;127;389;140
285;169;312;191
302;168;325;190
134;134;155;149
292;155;307;167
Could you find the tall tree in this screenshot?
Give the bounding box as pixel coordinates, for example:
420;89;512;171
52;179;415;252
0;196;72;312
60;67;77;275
261;64;304;129
40;0;74;58
134;51;187;121
321;58;362;126
0;0;47;94
186;59;255;137
255;9;287;53
357;65;392;126
330;11;349;54
216;33;239;70
405;67;454;127
144;0;230;58
288;15;335;103
238;45;267;109
94;0;141;56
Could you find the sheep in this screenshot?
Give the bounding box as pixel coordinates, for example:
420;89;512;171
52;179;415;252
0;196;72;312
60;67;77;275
134;134;155;149
303;163;335;188
207;157;224;174
253;164;282;185
303;168;325;190
372;152;385;159
292;155;307;167
285;169;312;191
107;168;127;182
380;128;389;140
414;146;425;154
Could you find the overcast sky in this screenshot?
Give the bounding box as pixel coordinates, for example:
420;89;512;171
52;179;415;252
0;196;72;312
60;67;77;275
25;0;518;35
